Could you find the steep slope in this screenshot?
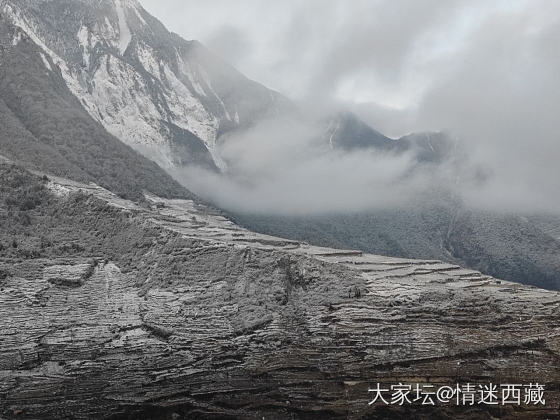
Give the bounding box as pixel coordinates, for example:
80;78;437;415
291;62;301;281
3;0;557;295
325;111;395;151
1;162;559;419
0;13;193;201
325;111;460;164
397;131;460;164
0;0;291;171
233;202;560;291
1;0;450;173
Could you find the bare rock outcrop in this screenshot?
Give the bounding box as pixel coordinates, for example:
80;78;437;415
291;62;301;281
0;175;559;419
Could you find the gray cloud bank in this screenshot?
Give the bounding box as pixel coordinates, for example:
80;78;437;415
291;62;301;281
143;0;560;215
171;117;432;215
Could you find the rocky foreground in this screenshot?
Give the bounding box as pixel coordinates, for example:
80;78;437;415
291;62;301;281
1;172;559;419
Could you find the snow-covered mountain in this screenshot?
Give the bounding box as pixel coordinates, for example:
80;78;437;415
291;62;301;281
1;0;290;171
1;0;458;175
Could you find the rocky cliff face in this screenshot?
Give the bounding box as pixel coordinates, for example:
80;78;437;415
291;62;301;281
0;0;454;174
1;164;558;419
0;0;290;170
0;10;196;201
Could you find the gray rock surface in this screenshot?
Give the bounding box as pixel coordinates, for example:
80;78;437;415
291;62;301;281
0;0;457;173
1;173;558;419
0;0;291;171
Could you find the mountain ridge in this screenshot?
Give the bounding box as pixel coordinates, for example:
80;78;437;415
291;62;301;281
0;12;194;201
1;0;292;171
1;0;449;173
2;0;558;293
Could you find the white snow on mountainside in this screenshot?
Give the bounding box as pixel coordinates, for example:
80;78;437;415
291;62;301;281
115;0;132;54
1;0;287;171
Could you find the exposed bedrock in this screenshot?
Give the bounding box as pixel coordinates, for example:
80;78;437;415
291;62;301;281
0;176;559;419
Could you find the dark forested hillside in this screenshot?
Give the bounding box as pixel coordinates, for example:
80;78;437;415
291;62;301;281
233;206;560;291
0;163;162;266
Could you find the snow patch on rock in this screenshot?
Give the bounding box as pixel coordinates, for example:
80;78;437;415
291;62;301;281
198;66;232;122
136;42;162;80
134;42;224;168
176;51;207;97
76;25;99;68
39;52;52;71
115;0;132;55
11;28;22;46
161;63;218;144
88;55;173;162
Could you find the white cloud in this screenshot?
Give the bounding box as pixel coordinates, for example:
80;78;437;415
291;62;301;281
142;0;560;215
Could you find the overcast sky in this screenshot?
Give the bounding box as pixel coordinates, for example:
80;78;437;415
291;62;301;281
141;0;560;214
141;1;555;107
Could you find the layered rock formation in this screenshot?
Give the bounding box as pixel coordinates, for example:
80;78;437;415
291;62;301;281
1;168;558;419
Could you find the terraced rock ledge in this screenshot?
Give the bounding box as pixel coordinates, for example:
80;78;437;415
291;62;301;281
1;173;559;419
